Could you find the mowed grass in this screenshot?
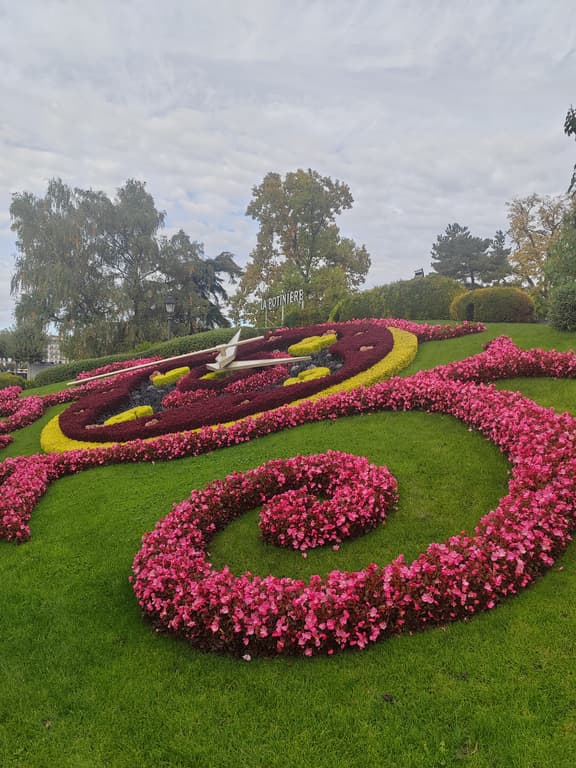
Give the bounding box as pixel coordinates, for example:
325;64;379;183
1;323;576;767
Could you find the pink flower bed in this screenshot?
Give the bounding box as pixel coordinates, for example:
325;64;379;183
127;366;576;656
257;452;397;550
1;335;575;658
377;318;485;342
0;393;45;435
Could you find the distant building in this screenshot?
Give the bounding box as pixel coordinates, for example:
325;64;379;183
45;336;67;365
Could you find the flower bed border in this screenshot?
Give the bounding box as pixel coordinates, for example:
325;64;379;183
127;356;576;656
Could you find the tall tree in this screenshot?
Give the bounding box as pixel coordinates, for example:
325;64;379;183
10;179;114;329
4;321;47;367
483;230;512;285
565;104;576;195
98;179;165;341
231;169;370;324
545;196;576;288
10;179;241;357
506;193;568;302
430;223;491;287
159;230;242;333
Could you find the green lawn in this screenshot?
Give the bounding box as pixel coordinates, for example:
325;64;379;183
1;323;575;767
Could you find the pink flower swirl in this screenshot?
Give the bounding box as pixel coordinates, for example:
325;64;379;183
258;453;397;551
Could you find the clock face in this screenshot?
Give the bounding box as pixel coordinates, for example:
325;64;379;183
57;321;395;444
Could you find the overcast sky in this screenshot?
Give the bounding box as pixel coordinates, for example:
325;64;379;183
1;0;575;328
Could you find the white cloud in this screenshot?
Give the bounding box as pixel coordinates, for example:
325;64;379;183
0;0;575;328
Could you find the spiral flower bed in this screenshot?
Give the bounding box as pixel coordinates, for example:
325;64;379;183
127;363;576;656
1;335;576;657
257;453;398;551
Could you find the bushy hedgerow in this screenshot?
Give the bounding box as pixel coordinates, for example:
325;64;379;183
331;276;465;321
548;282;576;331
450;287;535;323
30;328;265;387
0;373;26;390
283;306;328;327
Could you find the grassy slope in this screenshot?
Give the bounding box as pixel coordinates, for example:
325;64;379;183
0;323;575;768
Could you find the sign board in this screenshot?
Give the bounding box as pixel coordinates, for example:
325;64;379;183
260;289;304;312
260;289;304;325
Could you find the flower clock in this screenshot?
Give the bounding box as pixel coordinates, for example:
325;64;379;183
50;321;398;447
4;321;576;658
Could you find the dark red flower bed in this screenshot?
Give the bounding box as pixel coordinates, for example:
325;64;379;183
58;322;394;442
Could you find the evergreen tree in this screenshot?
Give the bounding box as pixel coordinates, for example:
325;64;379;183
430;223;491;288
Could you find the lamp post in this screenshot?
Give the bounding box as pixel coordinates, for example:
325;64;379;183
192;299;207;333
165;292;176;339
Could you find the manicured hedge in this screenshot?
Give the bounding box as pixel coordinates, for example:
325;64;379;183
31;328;265;387
0;373;26;390
548;282;576;331
331;276;465;321
450;287;535;323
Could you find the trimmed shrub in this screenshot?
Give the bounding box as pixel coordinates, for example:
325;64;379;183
151;366;190;387
283;366;331;386
104;406;153;426
450;287;535;323
287;333;337;356
331;276;465;321
283;305;328;327
548;282;576;331
0;373;26;390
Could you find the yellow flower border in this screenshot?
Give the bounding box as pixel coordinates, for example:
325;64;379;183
40;327;418;454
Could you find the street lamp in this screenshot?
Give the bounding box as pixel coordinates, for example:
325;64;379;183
194;301;207;333
165;292;176;339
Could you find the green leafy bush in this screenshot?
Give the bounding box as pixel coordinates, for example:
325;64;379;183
330;276;465;321
0;372;26;390
283;305;329;327
450;287;535;322
548;282;576;330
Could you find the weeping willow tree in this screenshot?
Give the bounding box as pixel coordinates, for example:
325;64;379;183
10;178;242;358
